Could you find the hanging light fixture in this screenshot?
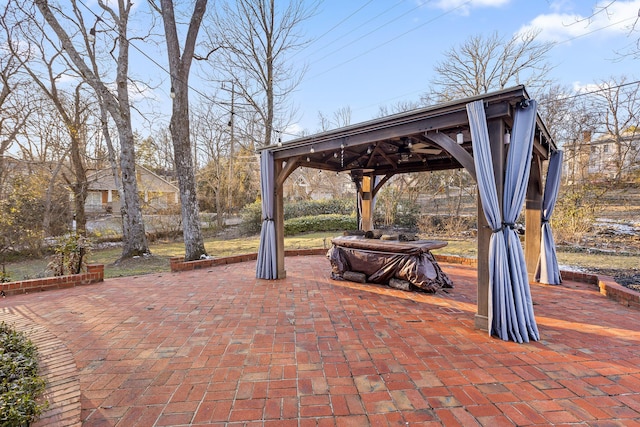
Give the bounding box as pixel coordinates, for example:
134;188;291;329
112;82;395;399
504;130;511;145
170;87;176;99
456;131;464;144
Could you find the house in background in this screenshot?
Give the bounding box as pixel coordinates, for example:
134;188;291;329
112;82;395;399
563;129;640;183
86;164;179;215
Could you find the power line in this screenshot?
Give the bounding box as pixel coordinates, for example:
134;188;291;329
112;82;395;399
303;0;414;65
291;0;377;58
546;79;640;103
308;1;471;80
75;0;238;118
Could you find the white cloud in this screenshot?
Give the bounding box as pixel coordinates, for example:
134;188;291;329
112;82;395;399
572;81;601;94
519;0;640;43
428;0;511;15
284;123;305;138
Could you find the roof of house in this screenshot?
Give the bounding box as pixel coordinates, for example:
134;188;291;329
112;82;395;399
87;164;179;193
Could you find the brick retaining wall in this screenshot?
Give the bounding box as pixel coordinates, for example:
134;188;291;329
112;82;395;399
1;264;104;297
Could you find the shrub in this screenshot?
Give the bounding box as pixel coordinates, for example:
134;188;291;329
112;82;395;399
374;198;420;230
0;322;48;426
240;200;263;235
418;215;477;236
284;199;354;220
240;198;355;235
47;233;92;276
553;184;603;243
284;214;357;236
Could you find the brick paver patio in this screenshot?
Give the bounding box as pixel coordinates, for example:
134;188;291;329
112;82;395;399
2;255;640;426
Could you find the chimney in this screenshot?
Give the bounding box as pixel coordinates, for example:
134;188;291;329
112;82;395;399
582;130;592;143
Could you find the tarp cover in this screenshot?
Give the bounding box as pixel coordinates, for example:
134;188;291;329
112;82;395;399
327;237;453;293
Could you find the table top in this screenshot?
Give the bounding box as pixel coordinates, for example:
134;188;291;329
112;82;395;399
331;236;447;254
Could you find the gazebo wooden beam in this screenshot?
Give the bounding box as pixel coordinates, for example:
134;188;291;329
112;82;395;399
425;132;477;181
276;156;301;187
525;154;543;281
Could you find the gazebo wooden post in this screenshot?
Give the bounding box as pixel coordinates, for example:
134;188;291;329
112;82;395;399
475;118;506;331
525;154;543;281
274;158;286;278
361;175;374;231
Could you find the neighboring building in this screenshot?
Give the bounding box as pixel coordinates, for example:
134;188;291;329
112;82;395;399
284;168;353;201
85;165;179;214
563;129;640;183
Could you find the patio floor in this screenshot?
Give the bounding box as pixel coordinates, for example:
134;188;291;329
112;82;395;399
2;255;640;426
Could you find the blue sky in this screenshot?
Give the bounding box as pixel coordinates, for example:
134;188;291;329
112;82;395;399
285;0;640;136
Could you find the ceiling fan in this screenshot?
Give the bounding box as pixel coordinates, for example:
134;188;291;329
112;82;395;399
406;140;442;155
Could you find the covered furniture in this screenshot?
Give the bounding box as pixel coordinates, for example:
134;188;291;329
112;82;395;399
327;236;453;293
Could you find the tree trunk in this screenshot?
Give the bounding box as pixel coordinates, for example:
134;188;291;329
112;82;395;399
35;0;149;259
118;126;149;257
170;95;206;260
115;13;149;258
159;0;208;261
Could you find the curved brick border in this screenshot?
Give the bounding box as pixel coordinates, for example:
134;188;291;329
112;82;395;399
0;309;81;427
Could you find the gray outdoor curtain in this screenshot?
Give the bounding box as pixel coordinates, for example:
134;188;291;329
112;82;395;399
256;150;277;279
467;99;540;343
535;150;564;285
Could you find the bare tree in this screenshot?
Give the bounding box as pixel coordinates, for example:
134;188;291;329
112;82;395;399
150;0;208;261
537;84;598;184
4;10;94;234
376;100;422;118
210;0;318;147
34;0;149;258
317;105;352;132
428;30;554;101
575;1;640;59
0;19;32;196
589;76;640;182
191;101;228;227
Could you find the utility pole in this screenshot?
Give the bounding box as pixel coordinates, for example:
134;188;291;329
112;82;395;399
224;82;235;216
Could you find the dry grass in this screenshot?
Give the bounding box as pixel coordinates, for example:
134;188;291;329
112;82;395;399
3;231;638;282
2;232;339;281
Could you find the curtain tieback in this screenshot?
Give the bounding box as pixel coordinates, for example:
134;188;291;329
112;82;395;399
490;222;516;233
262;217;274;221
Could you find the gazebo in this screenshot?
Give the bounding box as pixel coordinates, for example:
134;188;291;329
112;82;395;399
256;86;562;343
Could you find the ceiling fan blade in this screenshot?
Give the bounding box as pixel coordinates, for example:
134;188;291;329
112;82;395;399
411;142;429;149
412;148;442;155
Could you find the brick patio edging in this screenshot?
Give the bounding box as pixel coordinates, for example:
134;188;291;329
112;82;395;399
169;248;327;272
170;251;639;309
561;270;640;310
0;309;81;427
1;264;104;297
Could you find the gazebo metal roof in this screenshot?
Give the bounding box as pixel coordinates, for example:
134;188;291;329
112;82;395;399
259;85;556;178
